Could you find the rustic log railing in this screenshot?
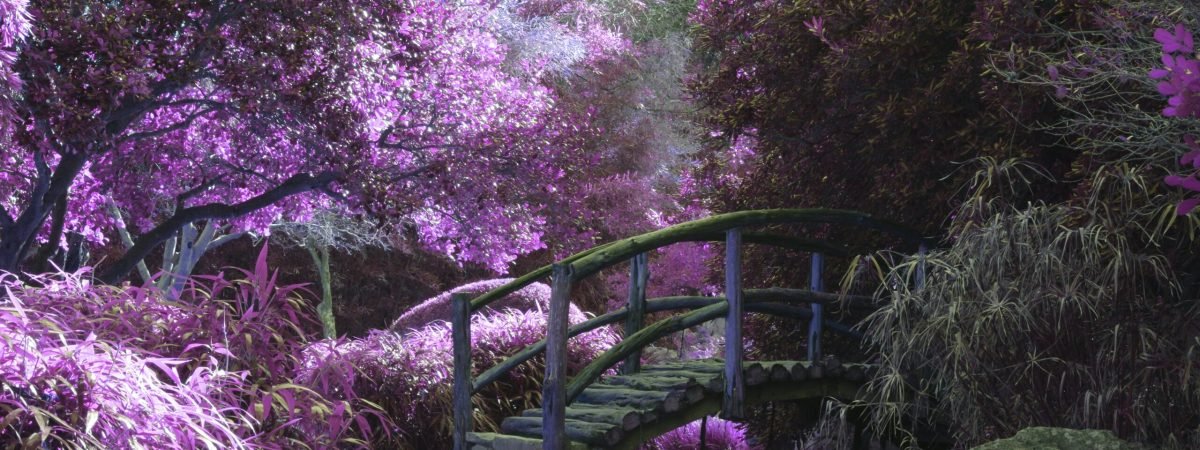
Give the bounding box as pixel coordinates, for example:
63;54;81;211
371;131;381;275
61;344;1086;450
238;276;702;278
450;209;930;450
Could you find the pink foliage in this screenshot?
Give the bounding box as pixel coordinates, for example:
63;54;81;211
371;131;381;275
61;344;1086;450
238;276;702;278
298;294;618;448
0;0;633;277
0;250;388;449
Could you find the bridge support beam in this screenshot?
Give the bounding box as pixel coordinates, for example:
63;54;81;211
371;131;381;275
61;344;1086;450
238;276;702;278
721;228;745;419
622;253;649;374
452;293;473;450
807;252;824;361
544;263;574;450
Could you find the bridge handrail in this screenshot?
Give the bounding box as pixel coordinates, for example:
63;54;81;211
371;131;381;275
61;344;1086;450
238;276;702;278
471;288;876;393
467;208;922;313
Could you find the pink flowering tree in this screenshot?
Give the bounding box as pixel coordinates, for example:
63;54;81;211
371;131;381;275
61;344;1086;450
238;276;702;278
0;0;631;283
1150;24;1200;214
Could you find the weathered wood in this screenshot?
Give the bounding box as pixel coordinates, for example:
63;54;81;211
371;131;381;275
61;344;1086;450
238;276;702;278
622;253;649;374
543;264;573;450
576;385;688;412
744;362;768;386
807;252;824;362
632;369;722;392
567;209;927;279
503;416;623;447
723;228;745;420
821;356;845;377
791;361;810;381
468;207;927;313
601;374;698;391
473;291;867;394
767;361;791;382
523;404;643;431
566;303;729;403
452;293;473;450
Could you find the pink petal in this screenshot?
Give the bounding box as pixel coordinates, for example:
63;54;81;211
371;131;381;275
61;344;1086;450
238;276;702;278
1176;24;1195;52
1156;27;1175;47
1176;198;1200;215
1181;150;1200;167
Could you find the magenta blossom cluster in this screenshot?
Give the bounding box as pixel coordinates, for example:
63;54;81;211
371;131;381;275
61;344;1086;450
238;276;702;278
643;416;757;450
1150;24;1200;214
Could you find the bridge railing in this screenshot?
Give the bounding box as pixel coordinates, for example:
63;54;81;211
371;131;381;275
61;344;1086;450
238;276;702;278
450;209;930;450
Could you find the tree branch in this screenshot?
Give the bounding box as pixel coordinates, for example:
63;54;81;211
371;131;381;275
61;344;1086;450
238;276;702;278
97;170;340;284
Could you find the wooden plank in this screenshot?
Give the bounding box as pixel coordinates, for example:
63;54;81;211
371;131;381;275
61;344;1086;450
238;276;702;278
744;362;767;386
452;293;473;450
576;385;687;412
600;374;697;391
722;228;745;419
503;416;623;447
807;252;825;362
543;263;573;450
565;303;729;403
522;404;644;431
622;252;649;374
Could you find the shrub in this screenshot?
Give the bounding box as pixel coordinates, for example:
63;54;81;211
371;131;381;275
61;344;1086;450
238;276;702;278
643;417;755;450
859;205;1200;448
0;270;252;449
390;278;566;332
0;246;389;449
301;282;618;449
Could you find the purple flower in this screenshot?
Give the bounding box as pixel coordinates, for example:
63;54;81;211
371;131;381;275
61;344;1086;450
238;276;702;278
1155;24;1195;54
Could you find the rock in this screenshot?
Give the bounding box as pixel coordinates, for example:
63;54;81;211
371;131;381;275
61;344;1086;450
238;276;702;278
971;427;1147;450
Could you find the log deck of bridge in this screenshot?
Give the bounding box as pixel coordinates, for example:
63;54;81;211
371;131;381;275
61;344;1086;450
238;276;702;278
465;358;872;450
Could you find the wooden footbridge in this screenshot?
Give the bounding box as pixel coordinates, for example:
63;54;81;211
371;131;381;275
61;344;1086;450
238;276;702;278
449;209;930;450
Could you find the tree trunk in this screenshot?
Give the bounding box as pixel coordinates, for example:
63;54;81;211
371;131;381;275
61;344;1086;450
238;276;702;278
308;243;336;338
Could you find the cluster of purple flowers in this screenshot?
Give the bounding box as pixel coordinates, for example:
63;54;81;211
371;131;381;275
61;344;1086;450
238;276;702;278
1151;24;1200;214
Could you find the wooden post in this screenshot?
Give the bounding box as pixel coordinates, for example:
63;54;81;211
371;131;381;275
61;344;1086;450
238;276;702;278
543;263;574;450
451;293;472;450
916;243;927;290
721;228;745;419
622;252;649;374
807;252;824;361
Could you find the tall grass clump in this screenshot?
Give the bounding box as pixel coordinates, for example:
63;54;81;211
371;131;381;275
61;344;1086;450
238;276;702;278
849;2;1200;447
0;245;390;449
861;204;1199;447
300;280;619;449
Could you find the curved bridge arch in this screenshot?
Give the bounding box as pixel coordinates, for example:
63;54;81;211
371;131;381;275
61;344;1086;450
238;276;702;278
450;209;932;450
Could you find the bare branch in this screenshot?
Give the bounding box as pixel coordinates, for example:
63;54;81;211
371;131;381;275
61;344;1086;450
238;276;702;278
98;170;341;284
